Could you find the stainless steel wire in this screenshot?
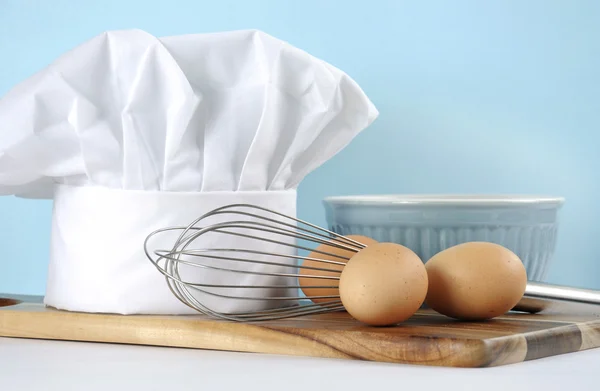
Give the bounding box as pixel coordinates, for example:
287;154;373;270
144;204;368;322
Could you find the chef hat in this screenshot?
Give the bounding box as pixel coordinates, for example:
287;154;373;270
0;29;378;315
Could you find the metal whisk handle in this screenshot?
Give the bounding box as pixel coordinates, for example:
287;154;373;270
513;282;600;313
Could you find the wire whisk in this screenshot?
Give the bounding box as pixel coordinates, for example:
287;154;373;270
144;204;370;321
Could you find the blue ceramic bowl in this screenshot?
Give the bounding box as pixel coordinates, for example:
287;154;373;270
323;195;565;282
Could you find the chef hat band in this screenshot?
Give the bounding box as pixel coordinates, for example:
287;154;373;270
46;184;298;314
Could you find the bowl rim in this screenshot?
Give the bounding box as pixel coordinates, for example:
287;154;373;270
322;194;565;207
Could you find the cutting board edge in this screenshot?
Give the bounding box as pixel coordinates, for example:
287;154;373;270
0;307;500;367
482;318;600;366
2;301;600;368
0;327;505;368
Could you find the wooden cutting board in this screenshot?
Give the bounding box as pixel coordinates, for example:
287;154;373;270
1;295;599;368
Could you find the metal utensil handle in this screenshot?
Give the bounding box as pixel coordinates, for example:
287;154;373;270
513;282;600;313
524;282;600;305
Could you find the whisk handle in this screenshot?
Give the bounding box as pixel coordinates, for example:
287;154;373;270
513;282;600;313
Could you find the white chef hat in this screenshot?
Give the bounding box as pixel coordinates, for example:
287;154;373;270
0;29;378;315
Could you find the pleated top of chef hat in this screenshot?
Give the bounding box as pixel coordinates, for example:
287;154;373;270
0;29;378;315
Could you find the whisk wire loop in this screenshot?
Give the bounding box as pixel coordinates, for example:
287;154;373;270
144;204;364;321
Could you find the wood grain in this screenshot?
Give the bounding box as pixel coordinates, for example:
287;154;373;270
1;297;599;368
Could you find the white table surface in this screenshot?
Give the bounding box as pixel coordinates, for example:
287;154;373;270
1;336;598;391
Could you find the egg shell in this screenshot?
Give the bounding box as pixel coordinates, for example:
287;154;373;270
339;242;428;326
424;241;527;321
299;235;378;304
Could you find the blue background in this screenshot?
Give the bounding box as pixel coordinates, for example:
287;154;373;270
0;0;598;295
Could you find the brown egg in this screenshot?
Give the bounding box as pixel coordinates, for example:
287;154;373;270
425;242;527;321
339;242;428;326
299;235;378;304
